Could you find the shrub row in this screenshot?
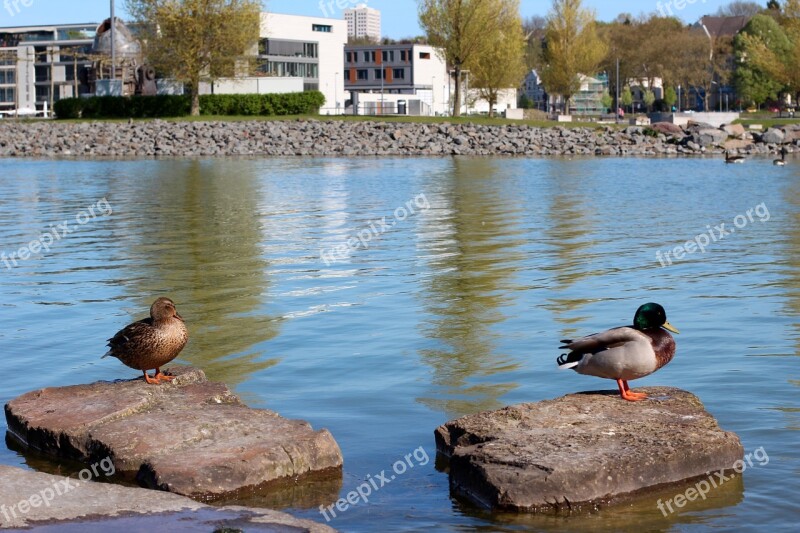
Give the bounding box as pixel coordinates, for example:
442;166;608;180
54;91;326;119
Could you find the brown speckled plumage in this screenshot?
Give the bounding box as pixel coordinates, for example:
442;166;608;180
103;298;189;384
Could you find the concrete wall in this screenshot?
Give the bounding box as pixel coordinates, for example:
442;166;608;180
411;45;448;115
199;77;303;95
650;112;741;128
16;46;35;110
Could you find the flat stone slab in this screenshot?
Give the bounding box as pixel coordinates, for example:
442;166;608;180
435;387;743;513
4;366;343;500
0;465;335;531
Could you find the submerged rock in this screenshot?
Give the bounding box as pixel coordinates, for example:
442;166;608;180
0;465;336;531
4;366;343;500
435;387;743;513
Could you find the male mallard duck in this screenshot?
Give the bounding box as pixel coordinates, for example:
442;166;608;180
725;150;745;164
103;298;188;384
557;303;679;402
774;147;788;166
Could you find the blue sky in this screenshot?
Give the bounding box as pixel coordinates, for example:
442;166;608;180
1;0;727;36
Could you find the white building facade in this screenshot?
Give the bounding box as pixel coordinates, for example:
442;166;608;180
344;43;448;115
344;4;381;42
259;13;347;115
0;23;96;115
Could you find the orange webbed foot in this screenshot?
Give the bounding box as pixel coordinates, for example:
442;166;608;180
617;379;647;402
152;368;175;383
143;371;161;385
621;390;648;401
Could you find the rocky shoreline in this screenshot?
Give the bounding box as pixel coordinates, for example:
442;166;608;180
0;118;797;158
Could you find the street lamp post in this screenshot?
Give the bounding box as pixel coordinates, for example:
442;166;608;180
677;85;681;113
110;0;116;81
334;71;339;115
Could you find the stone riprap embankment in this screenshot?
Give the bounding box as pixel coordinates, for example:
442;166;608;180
0;119;797;158
435;387;743;513
4;366;343;501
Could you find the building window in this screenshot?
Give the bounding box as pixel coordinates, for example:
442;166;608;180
419;52;431;59
0;70;14;84
262;61;319;79
261;39;318;59
362;51;375;62
312;24;332;32
346;52;352;63
381;50;395;62
357;69;368;80
375;68;383;80
400;50;407;61
393;68;405;79
0;87;14;103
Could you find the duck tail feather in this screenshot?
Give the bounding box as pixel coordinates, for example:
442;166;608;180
557;352;580;369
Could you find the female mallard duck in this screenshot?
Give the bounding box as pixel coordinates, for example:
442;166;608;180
103;298;188;384
557;303;679;402
774;147;788;166
725;150;746;164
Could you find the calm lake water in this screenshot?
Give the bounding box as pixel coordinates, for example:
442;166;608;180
0;156;797;532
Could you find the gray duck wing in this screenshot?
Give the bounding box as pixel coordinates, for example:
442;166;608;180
560;326;644;354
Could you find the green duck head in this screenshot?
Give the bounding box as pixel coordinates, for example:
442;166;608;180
634;303;679;334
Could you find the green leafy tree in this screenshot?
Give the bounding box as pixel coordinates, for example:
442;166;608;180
469;0;527;117
664;86;677;108
738;11;797;101
734;15;789;106
598;16;684;111
126;0;261;116
621;85;633;112
419;0;504;116
600;90;612;112
540;0;607;114
643;89;656;111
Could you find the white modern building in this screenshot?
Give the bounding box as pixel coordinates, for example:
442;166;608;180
344;43;448;115
344;4;381;42
259;12;347;115
0;23;96;115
